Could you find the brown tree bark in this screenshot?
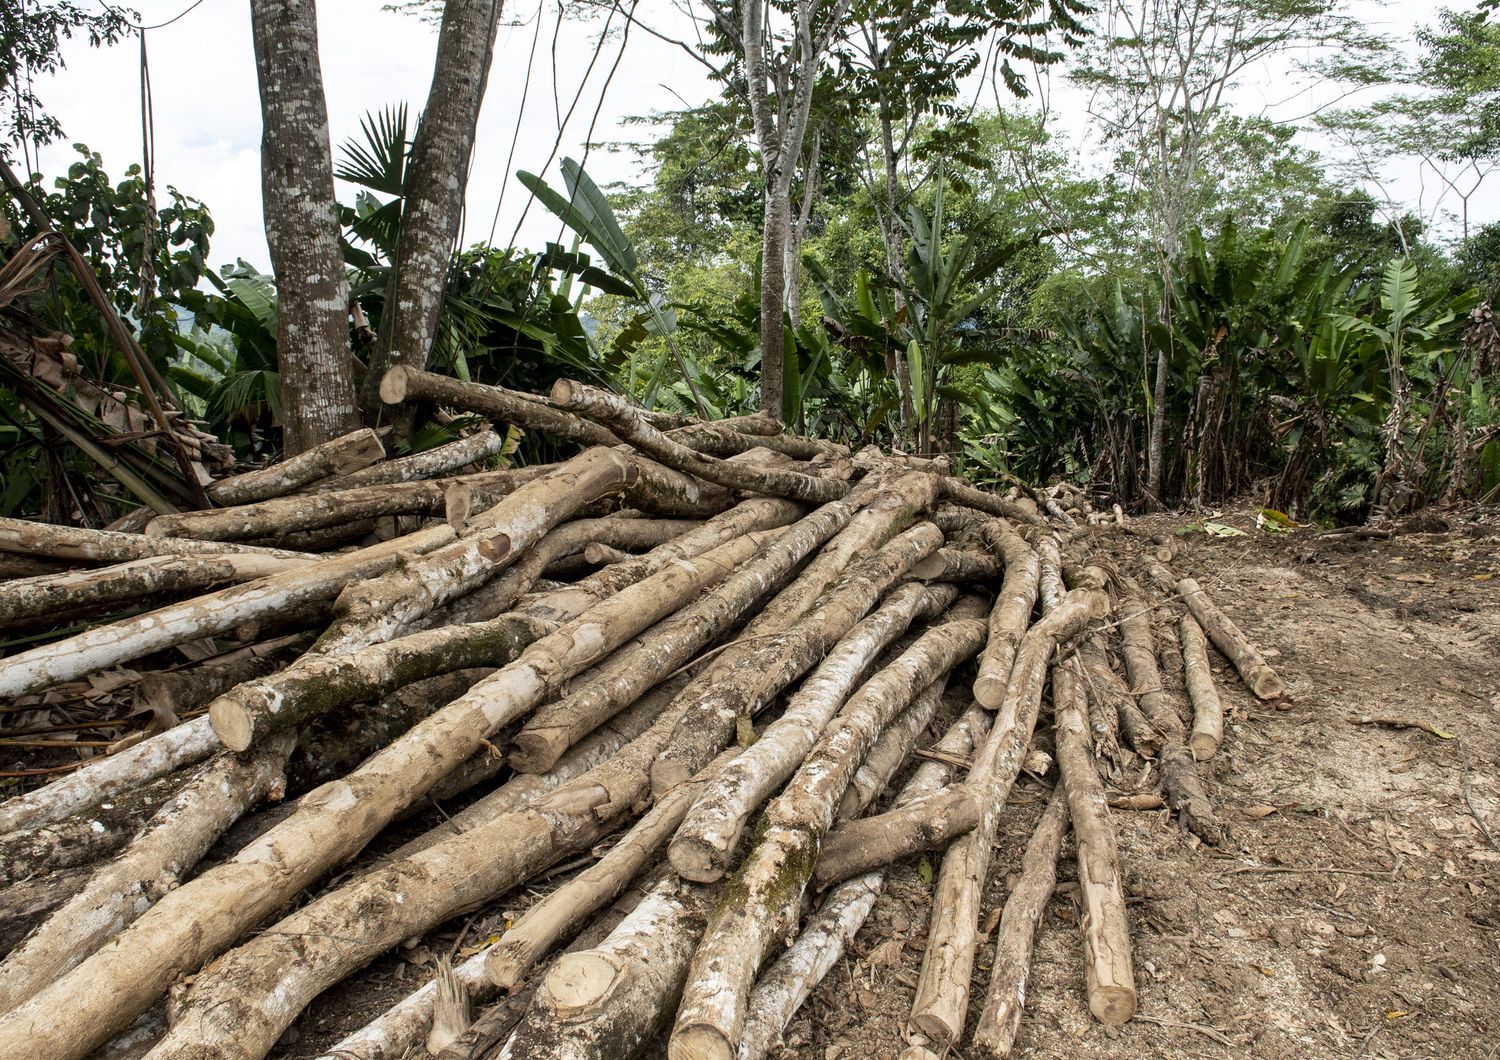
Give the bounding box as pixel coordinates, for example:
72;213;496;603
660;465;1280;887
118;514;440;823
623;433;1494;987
205;428;385;504
363;0;504;417
249;0;361;453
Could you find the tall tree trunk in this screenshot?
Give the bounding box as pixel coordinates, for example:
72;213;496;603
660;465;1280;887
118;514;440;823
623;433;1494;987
1146;346;1169;505
251;0;361;455
760;188;790;419
362;0;504;421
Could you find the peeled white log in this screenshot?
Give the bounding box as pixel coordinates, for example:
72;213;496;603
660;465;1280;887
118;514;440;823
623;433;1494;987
972;521;1041;709
1180;614;1225;759
205;427;385;504
836;679;951;820
0;717;218;835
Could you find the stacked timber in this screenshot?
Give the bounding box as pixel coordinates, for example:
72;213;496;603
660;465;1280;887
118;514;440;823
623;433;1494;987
0;367;1287;1059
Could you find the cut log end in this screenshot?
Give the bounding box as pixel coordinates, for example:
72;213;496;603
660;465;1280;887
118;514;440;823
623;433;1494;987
550;378;582;405
508;729;569;775
209;700;254;753
668;1024;736;1060
1250;671;1289;700
973;673;1005;710
484;942;527;992
908;1010;960;1048
544;952;621;1017
1088;984;1137;1026
666;835;725;885
1189;732;1220;761
378;366;411;405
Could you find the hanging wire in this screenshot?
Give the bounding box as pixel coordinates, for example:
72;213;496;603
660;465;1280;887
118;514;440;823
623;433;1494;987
486;0;546;246
134;28;158;320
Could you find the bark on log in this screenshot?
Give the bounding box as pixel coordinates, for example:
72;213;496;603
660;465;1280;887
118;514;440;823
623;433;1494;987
970;787;1070;1058
315;447;636;653
379;367;730;517
836;680;953;821
651;520;944;802
1148;565;1287;700
148;470;542;542
0;736;291;1016
972;520;1041;709
0;516;314;564
740;704;991;1060
910;546;1002;582
0;534;769;1059
0;552;311;625
0;523;461;700
1077;638;1155;760
937;477;1048;527
506;874;712;1060
813;784;980;889
209;611;552;751
0;865;92;960
0;716;219;835
551;380;848;503
205;428;385;504
1052;660;1136;1025
313;428;507;492
485;748;739;991
669;597;990;1059
1118;596;1222;844
1180;615;1225;760
667;420;845;461
510;502;852;777
132;640;301;718
660;582;951;877
909;588;1109;1046
0;769;181;887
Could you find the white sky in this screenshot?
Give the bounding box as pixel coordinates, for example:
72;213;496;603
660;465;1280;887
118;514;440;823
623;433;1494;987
28;0;1489;272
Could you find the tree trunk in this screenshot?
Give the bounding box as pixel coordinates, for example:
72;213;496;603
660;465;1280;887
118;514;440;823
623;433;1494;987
1145;347;1170;507
249;0;361;453
363;0;503;417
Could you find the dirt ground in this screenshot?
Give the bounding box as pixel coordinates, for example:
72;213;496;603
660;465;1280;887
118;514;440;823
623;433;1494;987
277;504;1500;1060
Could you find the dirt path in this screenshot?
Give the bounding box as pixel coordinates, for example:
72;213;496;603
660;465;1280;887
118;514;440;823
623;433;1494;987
275;507;1499;1059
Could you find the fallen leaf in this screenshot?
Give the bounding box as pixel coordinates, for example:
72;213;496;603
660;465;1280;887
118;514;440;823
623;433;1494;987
918;856;934;885
867;938;904;968
1242;804;1279;818
1393;573;1434;584
1203;521;1248;538
736;715;757;749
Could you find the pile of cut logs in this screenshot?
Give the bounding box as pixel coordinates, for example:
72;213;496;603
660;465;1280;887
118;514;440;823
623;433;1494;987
0;367;1286;1060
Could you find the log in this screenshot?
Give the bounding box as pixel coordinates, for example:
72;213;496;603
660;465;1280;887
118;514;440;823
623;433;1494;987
659;582;951;879
1078;637;1157;759
314;447;636;653
666;420;845;461
0;552;71;579
836;680;953;821
813;784;980;889
909;588;1109;1046
0;516;315;564
147;470;544;542
0;716;219;835
551;379;849;503
937;476;1048;527
505;874;712;1060
972;520;1041;709
205;427;385;504
313;427;507;491
738;704;991;1060
0;533;772;1059
485;747;740;991
0;736;292;1016
509;501;855;776
669;597;990;1059
379;367;731;517
0;769;181;887
1051;659;1136;1025
208;612;554;751
132;638;302;717
970;786;1070;1058
0;522;461;700
1148;565;1287;700
0;552;311;625
0;865;93;960
1118;596;1222;843
1180;615;1225;760
651;520;945;802
910;546;1002;582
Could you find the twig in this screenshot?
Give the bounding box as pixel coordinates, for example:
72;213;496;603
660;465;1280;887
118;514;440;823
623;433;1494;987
1217;863;1395;878
1133;1012;1233;1046
1459;738;1499;851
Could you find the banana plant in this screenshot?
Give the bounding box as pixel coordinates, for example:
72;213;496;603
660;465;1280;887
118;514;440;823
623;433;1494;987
517;158;709;416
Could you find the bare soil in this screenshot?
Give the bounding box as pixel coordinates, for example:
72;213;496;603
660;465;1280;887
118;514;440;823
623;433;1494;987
273;504;1500;1060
